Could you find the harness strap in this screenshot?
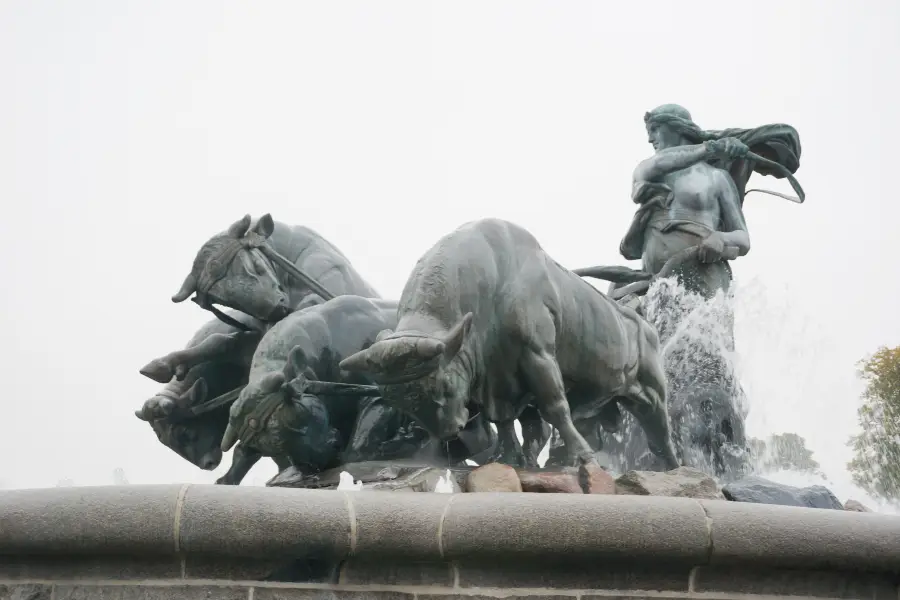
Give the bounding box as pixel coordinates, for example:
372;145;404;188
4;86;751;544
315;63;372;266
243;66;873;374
190;298;257;333
190;386;244;417
258;244;337;302
192;232;337;331
155;385;244;423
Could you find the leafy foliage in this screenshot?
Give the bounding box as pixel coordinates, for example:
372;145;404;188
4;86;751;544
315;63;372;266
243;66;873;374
848;346;900;500
750;432;820;474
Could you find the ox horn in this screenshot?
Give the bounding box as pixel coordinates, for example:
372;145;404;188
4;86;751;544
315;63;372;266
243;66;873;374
221;422;239;452
339;348;372;373
171;272;197;303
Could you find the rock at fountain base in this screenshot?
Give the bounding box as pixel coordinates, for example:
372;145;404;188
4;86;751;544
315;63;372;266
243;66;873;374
517;468;582;493
580;463;616;494
266;460;471;492
466;463;523;492
266;460;624;494
615;466;723;499
722;476;844;510
844;499;873;512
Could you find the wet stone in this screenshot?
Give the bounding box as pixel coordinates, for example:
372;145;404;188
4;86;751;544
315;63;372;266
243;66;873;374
844;499;873;512
616;466;722;499
580;463;616;494
465;463;522;492
722;476;843;509
518;468;582;493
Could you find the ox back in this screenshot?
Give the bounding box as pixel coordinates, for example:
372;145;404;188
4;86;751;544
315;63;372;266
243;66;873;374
382;217;678;469
397;218;644;403
247;295;400;453
267;220;381;307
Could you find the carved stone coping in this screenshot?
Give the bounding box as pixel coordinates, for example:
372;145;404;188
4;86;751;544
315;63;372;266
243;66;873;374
0;485;899;574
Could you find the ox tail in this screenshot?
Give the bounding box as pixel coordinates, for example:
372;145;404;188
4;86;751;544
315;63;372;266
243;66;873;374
572;265;653;285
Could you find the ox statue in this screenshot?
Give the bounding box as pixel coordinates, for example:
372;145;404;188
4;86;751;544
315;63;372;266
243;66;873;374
143;213;382;386
339;218;680;469
170;213;380;325
219;295;502;472
134;311;292;484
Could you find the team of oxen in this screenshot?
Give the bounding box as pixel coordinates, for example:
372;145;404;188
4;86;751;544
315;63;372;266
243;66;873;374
135;214;682;485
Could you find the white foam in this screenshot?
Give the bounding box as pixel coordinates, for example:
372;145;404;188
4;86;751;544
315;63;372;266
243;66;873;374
336;471;363;491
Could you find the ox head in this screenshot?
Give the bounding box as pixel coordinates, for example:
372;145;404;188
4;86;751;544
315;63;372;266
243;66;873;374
338;313;473;441
220;347;339;469
135;377;227;471
171;214;291;322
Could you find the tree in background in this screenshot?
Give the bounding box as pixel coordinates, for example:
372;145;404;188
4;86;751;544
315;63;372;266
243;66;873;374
848;346;900;501
749;433;821;474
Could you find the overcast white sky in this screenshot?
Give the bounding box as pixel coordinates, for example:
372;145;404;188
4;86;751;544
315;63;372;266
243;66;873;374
0;1;897;490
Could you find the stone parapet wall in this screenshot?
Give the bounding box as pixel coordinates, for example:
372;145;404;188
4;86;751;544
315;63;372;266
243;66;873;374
0;485;898;599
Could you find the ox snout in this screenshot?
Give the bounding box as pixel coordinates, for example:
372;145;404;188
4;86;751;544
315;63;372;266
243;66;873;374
437;413;470;442
198;449;222;471
267;298;291;321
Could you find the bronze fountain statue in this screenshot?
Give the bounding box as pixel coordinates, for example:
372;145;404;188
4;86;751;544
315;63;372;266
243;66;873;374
135;104;804;491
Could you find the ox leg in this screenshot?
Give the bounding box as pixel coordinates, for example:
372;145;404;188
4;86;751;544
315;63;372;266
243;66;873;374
544;417;601;467
545;428;567;467
216;443;262;485
140;331;261;384
493;420;527;467
519;404;552;468
616;322;681;471
520;349;597;466
273;454;293;474
619;387;680;470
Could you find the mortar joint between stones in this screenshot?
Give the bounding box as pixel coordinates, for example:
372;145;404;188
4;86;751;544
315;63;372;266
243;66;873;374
437;494;458;560
342;491;358;555
173;483;191;554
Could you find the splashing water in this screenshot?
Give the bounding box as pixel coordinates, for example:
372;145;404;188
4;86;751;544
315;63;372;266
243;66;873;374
434;469;455;493
587;275;899;514
337;471;363;491
601;276;750;480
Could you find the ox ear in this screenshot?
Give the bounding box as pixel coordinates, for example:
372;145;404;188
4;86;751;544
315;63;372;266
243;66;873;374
374;329;394;343
254;214;275;239
171;272;197;303
227;214;253;238
442;312;473;360
134;408;149;421
283;346;313;382
339;348;374;374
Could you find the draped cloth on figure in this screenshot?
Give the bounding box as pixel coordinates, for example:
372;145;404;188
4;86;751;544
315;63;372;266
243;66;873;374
620;115;803;294
705;123;802;206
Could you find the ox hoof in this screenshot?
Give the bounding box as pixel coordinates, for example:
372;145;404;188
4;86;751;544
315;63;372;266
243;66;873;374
139;359;175;384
